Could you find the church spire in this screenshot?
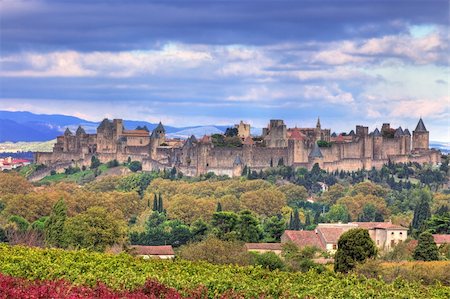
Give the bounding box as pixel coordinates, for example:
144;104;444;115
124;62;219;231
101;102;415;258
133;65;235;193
316;117;321;130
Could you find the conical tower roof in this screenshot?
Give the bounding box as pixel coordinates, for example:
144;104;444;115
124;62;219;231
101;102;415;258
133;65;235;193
76;126;86;135
234;156;243;165
403;128;411;136
373;128;382;137
64;128;73;136
309;142;323;158
155;121;165;133
394;127;404;138
414;118;427;132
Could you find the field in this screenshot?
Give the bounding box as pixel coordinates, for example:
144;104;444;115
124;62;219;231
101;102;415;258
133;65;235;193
0;244;449;298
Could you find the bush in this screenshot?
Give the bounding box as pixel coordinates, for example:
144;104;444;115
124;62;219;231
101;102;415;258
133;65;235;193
250;252;285;271
334;228;377;273
128;161;142;172
64;166;80;175
106;159;119;168
177;236;250;265
50;170;56;176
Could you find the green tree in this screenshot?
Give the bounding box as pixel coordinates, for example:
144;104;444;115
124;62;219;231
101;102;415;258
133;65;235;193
190;218;209;241
158;193;164;213
90;155;101;169
325;204;350;223
412;189;432;232
44;199;68;248
64;207;127;252
263;215;286;242
152;194;158;211
216;202;223;212
128;161;142;172
237;210;263;242
211;211;239;240
290;208;301;230
334;228;377;273
413;231;439;261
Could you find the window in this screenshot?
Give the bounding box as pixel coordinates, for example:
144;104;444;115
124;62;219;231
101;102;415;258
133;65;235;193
391;240;395;247
332;244;337;250
391;232;395;235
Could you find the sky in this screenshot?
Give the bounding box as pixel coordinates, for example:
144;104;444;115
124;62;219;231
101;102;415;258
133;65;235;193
0;0;449;141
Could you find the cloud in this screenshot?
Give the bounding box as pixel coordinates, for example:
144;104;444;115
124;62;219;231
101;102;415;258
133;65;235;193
303;84;354;104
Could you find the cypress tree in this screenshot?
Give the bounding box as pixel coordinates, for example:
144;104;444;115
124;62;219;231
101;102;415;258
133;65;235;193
44;198;67;248
305;212;311;227
216;202;223;212
158;193;163;213
292;208;301;230
313;210;321;224
153;194;158;211
289;212;293;229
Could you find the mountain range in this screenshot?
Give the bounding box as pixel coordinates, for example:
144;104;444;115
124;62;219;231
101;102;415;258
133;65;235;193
0;111;448;153
0;110;231;142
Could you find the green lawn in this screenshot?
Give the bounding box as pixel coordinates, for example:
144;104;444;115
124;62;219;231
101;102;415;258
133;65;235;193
40;164;109;184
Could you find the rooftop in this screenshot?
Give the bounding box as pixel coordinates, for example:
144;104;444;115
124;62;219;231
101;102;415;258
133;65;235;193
130;245;174;256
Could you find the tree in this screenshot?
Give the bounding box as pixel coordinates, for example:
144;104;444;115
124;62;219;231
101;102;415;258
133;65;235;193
44;199;67;248
177;236;250;265
216;202;223;212
128;161;142;172
152;194;158;211
211;211;239;240
236;210;263;242
64;207;128;252
278;184;308;207
325;204;349;223
190;218;209;241
334;228;377;273
413;231;439;261
90;156;101;169
240;188;286;217
158;193;163;213
412;189;432;232
263;215;286;242
290;208;301;230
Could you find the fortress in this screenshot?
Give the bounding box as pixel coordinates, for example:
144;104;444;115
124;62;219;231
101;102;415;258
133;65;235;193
35;118;441;177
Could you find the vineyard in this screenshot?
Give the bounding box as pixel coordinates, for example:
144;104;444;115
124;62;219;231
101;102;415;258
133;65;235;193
0;245;449;298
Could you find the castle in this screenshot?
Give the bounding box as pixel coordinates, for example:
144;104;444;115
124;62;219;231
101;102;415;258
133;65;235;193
35;118;441;177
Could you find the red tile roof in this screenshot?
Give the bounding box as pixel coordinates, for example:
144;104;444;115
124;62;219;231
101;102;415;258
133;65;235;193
433;234;450;244
283;230;325;249
130;245;174;256
245;243;282;250
318;227;347;244
288;128;305;141
353;222;407;230
122;130;150;137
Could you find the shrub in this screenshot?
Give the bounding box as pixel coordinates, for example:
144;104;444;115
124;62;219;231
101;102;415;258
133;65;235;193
107;159;120;168
250;252;285;271
177;236;250;266
128;161;142;172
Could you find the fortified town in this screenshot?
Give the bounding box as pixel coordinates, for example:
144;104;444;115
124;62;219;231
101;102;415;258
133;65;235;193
35;118;441;177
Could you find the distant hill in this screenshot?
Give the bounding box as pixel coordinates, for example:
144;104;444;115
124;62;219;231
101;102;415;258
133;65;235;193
0;110;231;142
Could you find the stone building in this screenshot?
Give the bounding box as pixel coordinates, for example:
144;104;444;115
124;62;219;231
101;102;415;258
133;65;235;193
35;118;441;176
281;222;408;253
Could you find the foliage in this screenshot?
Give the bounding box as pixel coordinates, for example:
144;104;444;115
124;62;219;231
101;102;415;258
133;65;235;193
64;207;128;252
317;140;331;148
413;231;440;261
412;188;432;232
1;245;449;298
0;274;187;299
250;251;285;271
128;161;142;172
282;242;325;273
7;215;30;231
177;236;250;266
44;199;67;248
90;155;101;169
106;159;120;168
0;172;33;195
334;228;377;273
